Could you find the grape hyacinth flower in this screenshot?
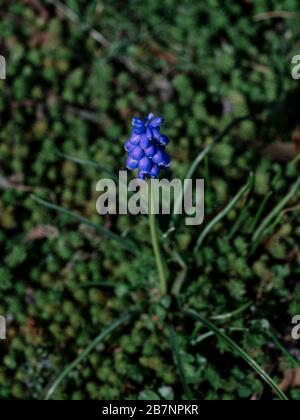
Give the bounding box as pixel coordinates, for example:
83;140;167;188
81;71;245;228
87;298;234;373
124;113;171;179
124;113;170;295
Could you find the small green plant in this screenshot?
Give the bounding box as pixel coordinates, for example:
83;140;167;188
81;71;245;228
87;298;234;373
1;0;300;401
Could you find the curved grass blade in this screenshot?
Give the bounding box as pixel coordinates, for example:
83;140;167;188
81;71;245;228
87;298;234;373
168;325;193;399
55;151;119;182
31;195;139;255
211;301;252;321
267;330;300;368
248;191;273;234
251;176;300;250
227;206;249;240
171;115;252;227
261;204;300;243
171;143;212;225
45;313;133;400
49;1;138;75
56;151;149;214
195;173;254;252
49;0;110;49
191;328;249;346
186;309;289;401
252;205;300;255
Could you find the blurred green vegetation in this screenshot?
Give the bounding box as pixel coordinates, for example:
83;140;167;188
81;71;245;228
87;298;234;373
0;0;300;400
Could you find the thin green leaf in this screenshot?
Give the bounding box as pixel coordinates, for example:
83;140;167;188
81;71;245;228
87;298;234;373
211;301;252;321
248;191;273;234
172;143;212;223
267;330;300;368
191;328;249;346
45;313;133;400
55;151;119;182
31;195;139;255
171;115;252;227
186;309;289;401
57;151;150;214
227;206;249;240
168;326;193;399
252;176;300;250
171;268;188;296
259;205;300;247
195;173;254;252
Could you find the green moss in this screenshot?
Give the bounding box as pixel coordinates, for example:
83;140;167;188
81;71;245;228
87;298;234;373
1;0;300;401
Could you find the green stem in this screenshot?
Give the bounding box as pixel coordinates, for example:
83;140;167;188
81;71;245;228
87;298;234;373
148;182;168;295
186;309;289;401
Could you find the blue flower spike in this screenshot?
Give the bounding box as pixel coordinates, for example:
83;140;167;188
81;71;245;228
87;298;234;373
124;113;171;179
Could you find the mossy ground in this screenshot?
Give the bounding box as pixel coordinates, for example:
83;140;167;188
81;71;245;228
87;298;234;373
0;0;300;400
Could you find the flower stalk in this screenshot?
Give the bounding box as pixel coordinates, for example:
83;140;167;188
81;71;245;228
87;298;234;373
148;181;168;295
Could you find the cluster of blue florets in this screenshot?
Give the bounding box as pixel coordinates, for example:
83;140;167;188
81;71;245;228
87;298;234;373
124;113;171;179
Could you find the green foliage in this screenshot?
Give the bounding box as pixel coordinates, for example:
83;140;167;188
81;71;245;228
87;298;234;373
0;0;300;400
